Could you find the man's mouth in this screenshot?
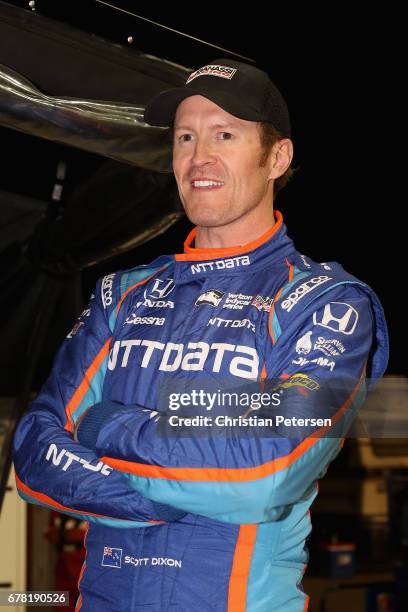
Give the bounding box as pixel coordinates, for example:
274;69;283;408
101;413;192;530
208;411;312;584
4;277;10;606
191;180;225;190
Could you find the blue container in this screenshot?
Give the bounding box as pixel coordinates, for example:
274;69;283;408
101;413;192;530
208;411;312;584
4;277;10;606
320;542;356;577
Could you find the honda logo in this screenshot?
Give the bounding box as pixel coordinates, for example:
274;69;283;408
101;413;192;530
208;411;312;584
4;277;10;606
313;302;358;335
144;278;175;300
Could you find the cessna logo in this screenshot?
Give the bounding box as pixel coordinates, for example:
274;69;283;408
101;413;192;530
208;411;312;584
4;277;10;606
124;315;165;326
108;339;259;379
281;276;331;312
191;255;250;275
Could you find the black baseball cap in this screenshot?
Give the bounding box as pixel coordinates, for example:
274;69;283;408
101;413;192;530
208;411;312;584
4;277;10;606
144;58;291;137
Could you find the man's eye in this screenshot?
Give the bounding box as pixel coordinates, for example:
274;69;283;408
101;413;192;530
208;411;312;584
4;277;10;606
176;132;232;142
219;132;233;140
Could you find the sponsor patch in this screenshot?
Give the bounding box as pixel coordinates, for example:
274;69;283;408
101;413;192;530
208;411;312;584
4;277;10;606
108;339;259;380
66;307;91;339
102;547;122;568
66;321;84;339
207;317;255;332
276;373;320;392
281;276;331;312
186;63;237;84
46;444;112;476
251;294;274;312
196;289;224;307
135;299;174;309
191;255;250;275
300;254;311;269
222;293;253;310
101;273;115;309
295;331;313;354
314;336;345;356
313;302;358;335
144;278;175;301
295;332;345;357
292;356;336;371
124;315;165;326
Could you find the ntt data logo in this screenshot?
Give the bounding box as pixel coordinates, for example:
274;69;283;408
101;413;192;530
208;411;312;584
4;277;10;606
190;255;250;275
107;339;259;379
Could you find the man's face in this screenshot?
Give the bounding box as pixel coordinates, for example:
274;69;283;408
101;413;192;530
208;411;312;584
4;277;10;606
172;95;274;229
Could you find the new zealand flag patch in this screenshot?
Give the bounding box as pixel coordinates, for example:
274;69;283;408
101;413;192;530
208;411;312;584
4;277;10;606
101;546;122;568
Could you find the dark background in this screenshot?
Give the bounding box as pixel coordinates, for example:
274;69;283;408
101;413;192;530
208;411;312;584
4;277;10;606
1;0;402;373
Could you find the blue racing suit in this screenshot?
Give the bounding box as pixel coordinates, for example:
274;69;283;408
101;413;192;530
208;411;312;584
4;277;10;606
13;211;388;611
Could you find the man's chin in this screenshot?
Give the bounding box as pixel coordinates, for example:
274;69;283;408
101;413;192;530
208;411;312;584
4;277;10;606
185;212;229;228
182;201;229;227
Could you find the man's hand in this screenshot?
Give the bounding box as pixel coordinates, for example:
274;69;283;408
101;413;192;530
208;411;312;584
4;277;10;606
74;401;136;449
74;401;187;522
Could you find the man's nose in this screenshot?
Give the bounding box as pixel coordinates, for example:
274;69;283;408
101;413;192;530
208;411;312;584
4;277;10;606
191;139;216;166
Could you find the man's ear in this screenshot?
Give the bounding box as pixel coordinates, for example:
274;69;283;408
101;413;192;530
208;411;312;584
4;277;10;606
267;138;294;180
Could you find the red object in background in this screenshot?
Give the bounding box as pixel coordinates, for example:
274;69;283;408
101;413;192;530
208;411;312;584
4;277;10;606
45;511;86;612
54;549;86;612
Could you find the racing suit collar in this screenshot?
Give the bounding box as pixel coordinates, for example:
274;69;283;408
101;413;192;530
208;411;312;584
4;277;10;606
176;210;284;262
173;210;296;282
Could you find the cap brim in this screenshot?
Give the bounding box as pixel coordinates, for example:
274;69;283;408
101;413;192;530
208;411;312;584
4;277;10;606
143;88;263;127
143;88;197;127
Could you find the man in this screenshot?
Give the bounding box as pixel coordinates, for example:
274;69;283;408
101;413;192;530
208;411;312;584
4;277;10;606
13;58;388;611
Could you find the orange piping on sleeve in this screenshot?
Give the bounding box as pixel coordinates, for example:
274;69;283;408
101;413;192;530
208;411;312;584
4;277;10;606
64;339;111;432
15;474;164;524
